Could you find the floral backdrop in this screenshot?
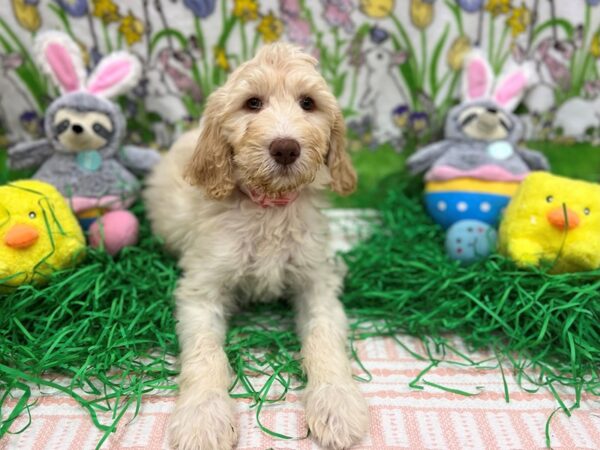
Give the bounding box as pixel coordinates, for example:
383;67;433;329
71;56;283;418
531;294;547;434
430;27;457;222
1;0;600;152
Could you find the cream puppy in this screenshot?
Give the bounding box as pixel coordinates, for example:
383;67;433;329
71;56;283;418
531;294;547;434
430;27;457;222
144;43;368;450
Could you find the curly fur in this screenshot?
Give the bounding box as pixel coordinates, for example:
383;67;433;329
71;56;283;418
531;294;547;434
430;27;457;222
144;43;366;450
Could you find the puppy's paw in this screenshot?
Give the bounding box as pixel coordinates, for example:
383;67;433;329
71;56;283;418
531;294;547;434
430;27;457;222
168;390;238;450
304;382;369;450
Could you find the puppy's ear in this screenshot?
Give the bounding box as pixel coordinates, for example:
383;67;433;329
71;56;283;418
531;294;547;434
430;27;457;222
327;108;357;196
184;89;236;199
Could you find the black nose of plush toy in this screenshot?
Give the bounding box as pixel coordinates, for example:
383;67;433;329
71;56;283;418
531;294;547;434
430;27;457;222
72;124;84;134
269;139;301;166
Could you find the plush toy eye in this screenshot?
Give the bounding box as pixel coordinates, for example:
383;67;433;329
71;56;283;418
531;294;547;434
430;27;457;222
546;195;554;203
299;96;316;111
584;208;591;215
245;97;262;111
28;211;36;219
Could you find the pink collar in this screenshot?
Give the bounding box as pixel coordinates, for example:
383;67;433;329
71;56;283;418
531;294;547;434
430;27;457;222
239;186;299;208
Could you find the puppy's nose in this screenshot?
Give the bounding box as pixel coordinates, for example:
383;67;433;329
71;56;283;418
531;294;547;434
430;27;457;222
269;138;301;166
72;124;84;134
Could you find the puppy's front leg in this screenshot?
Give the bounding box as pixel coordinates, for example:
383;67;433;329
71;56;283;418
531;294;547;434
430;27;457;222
294;274;369;450
169;274;238;450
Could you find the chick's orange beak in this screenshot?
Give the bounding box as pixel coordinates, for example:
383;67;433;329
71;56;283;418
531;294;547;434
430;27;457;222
4;224;39;249
547;207;580;230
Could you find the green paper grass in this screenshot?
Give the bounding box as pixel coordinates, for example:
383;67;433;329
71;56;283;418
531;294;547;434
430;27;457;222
1;184;599;448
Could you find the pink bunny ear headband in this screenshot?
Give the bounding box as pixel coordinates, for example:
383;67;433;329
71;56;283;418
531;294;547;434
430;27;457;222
34;31;141;99
461;50;531;112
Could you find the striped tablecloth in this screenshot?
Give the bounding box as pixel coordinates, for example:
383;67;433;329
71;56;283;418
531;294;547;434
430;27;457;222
2;334;599;450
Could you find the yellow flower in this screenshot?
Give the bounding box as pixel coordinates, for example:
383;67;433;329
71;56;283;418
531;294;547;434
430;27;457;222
410;0;434;30
256;12;283;43
118;11;144;46
590;32;600;59
233;0;259;22
447;35;472;71
359;0;395;19
485;0;511;17
506;3;531;38
214;46;230;71
11;0;41;32
92;0;120;23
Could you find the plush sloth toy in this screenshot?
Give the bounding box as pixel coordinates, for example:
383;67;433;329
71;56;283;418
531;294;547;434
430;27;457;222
9;31;160;255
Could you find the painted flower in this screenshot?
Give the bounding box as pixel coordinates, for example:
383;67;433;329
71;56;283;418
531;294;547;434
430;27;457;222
214;46;230;71
590;32;600;58
447;35;472;71
281;0;301;16
392;105;410;129
92;0;120;23
183;0;217;19
119;11;144;46
456;0;484;12
485;0;510;17
410;0;434;30
370;26;389;44
285;17;312;46
20;111;43;138
506;3;531;38
11;0;41;32
257;12;284;43
359;0;395;18
233;0;259;21
54;0;88;17
409;111;429;133
321;0;355;34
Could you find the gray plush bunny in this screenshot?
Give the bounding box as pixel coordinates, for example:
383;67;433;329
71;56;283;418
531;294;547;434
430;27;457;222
8;31;160;255
406;52;550;264
407;52;549;180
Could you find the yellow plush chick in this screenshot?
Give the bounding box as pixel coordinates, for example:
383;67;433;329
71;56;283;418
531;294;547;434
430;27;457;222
0;180;85;289
499;172;600;273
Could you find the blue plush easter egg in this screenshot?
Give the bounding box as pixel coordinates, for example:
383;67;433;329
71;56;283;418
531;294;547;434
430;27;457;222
445;219;497;265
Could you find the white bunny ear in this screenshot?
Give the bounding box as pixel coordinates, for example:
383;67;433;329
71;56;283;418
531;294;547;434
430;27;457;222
492;64;532;112
34;31;86;93
86;52;141;99
462;50;493;102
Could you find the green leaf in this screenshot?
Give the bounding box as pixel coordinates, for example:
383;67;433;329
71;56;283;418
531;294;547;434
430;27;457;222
429;24;450;98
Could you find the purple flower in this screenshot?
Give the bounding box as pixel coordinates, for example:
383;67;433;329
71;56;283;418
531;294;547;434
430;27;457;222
281;0;301;16
370;26;389;44
321;0;354;34
409;111;429;133
456;0;483;12
53;0;88;17
392;105;410;128
587;0;600;6
286;17;311;46
183;0;216;18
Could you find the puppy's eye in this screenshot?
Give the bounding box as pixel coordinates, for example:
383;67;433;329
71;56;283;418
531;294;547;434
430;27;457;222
29;211;36;219
546;195;554;203
584;208;591;215
299;96;315;111
245;97;262;111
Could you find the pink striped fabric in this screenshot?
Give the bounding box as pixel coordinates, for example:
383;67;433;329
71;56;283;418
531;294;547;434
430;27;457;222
1;336;599;450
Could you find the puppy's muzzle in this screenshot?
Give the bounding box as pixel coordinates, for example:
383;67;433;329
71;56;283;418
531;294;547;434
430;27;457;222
270;138;300;166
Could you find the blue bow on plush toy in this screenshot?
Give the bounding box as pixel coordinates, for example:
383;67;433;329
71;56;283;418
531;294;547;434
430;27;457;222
407;51;550;264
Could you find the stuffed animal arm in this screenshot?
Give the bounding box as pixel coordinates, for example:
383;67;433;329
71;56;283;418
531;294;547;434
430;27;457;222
8;139;54;170
406;141;452;175
518;147;551;171
118;145;162;176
